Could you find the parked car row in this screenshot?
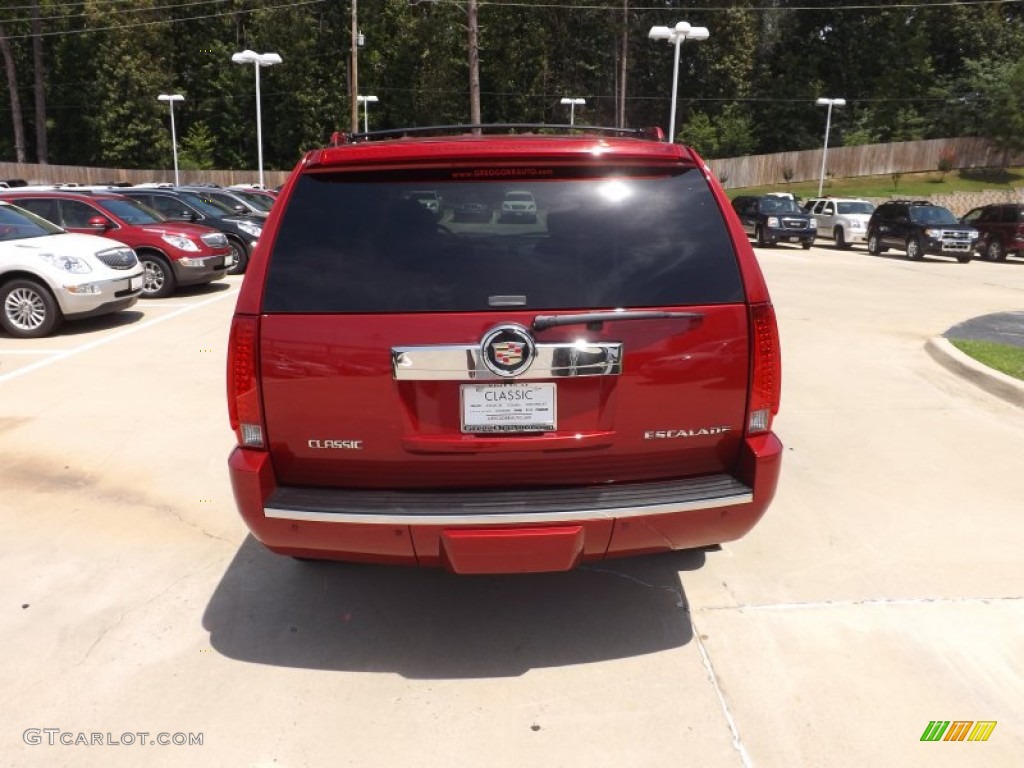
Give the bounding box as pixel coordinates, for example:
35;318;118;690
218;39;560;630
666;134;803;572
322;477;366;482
0;185;266;337
733;194;1024;265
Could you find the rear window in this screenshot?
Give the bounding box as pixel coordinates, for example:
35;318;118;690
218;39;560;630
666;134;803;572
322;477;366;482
263;167;744;313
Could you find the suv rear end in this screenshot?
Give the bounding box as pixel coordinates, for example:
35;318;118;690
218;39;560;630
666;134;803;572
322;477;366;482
227;128;783;574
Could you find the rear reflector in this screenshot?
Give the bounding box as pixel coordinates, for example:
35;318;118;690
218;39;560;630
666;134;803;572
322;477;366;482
747;303;781;435
227;315;265;448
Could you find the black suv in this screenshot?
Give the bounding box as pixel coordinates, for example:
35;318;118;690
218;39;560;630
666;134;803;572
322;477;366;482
867;200;978;262
731;195;816;249
960;203;1024;262
115;187;264;274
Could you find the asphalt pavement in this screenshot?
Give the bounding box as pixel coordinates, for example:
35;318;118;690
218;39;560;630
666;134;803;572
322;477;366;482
926;310;1024;407
943;310;1024;348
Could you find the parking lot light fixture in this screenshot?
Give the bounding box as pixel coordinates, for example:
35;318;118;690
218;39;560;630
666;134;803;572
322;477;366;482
816;97;846;197
648;22;709;143
559;97;585;126
157;94;184;186
231;50;283;188
357;95;379;133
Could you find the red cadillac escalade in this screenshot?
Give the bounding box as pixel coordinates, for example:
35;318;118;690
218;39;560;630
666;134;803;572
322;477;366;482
227;126;783;574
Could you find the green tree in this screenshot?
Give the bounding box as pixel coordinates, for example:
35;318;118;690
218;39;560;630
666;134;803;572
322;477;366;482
979;59;1024;165
178;120;215;170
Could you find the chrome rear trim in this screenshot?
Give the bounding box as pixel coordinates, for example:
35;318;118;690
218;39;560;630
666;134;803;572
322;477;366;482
392;341;622;380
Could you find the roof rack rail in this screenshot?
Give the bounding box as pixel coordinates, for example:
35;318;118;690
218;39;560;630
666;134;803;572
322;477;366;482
341;123;664;143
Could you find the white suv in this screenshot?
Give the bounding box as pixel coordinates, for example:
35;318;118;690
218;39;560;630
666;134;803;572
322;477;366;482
0;201;144;338
804;197;875;249
500;189;538;223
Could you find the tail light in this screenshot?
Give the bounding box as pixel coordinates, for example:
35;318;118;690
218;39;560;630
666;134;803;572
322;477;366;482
747;302;781;435
227;315;266;448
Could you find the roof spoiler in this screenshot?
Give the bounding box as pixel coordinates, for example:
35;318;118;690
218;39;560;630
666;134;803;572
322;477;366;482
329;124;669;144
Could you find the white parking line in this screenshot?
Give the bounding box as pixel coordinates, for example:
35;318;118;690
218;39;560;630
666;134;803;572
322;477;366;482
0;288;238;385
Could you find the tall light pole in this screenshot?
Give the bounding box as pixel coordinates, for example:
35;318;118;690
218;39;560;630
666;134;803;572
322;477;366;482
560;97;585;126
157;94;184;186
349;1;366;134
648;22;709;143
357;95;378;133
816;97;846;197
231;50;282;188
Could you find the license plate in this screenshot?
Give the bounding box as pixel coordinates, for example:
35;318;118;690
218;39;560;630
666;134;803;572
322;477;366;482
461;383;556;433
129;275;143;291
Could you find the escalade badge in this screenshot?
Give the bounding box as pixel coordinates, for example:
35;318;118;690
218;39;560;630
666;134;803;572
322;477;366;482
481;324;535;377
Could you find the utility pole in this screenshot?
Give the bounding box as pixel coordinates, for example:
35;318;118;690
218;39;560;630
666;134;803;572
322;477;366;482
468;0;481;131
618;0;627;128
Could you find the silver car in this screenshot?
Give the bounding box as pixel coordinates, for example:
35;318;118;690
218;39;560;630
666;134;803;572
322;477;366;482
0;201;144;338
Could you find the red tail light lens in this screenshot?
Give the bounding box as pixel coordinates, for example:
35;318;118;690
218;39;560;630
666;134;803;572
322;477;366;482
747;302;781;435
227;315;265;447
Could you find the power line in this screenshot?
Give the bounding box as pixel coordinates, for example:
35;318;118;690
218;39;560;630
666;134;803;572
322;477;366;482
2;0;326;39
470;0;1022;11
2;0;233;27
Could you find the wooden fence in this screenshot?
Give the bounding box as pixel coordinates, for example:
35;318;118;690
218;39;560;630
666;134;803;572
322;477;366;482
0;161;291;189
707;137;1024;190
1;136;1022;193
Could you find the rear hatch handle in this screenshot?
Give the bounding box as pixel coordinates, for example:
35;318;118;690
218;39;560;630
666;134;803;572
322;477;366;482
533;310;704;332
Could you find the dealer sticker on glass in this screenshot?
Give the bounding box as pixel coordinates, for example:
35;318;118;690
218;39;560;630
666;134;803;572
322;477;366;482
461;383;556;433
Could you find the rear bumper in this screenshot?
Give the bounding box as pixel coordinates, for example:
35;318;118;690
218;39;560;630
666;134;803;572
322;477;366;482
228;433;782;574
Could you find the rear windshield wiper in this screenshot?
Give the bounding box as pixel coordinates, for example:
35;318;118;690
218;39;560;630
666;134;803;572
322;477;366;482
533;310;704;332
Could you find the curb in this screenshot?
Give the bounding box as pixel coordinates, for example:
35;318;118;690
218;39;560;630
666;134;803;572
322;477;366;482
925;337;1024;408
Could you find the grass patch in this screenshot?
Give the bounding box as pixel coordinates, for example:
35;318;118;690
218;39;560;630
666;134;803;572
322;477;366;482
731;167;1024;201
950;339;1024;381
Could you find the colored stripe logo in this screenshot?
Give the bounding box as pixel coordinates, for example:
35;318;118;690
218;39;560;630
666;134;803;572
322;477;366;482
921;721;997;742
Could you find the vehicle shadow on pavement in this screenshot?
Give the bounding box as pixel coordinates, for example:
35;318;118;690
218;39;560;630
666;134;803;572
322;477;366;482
202;536;703;678
49;309;146;336
171;280;235;297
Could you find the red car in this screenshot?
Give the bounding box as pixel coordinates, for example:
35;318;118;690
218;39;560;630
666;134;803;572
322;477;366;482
227;126;783;574
0;190;232;298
